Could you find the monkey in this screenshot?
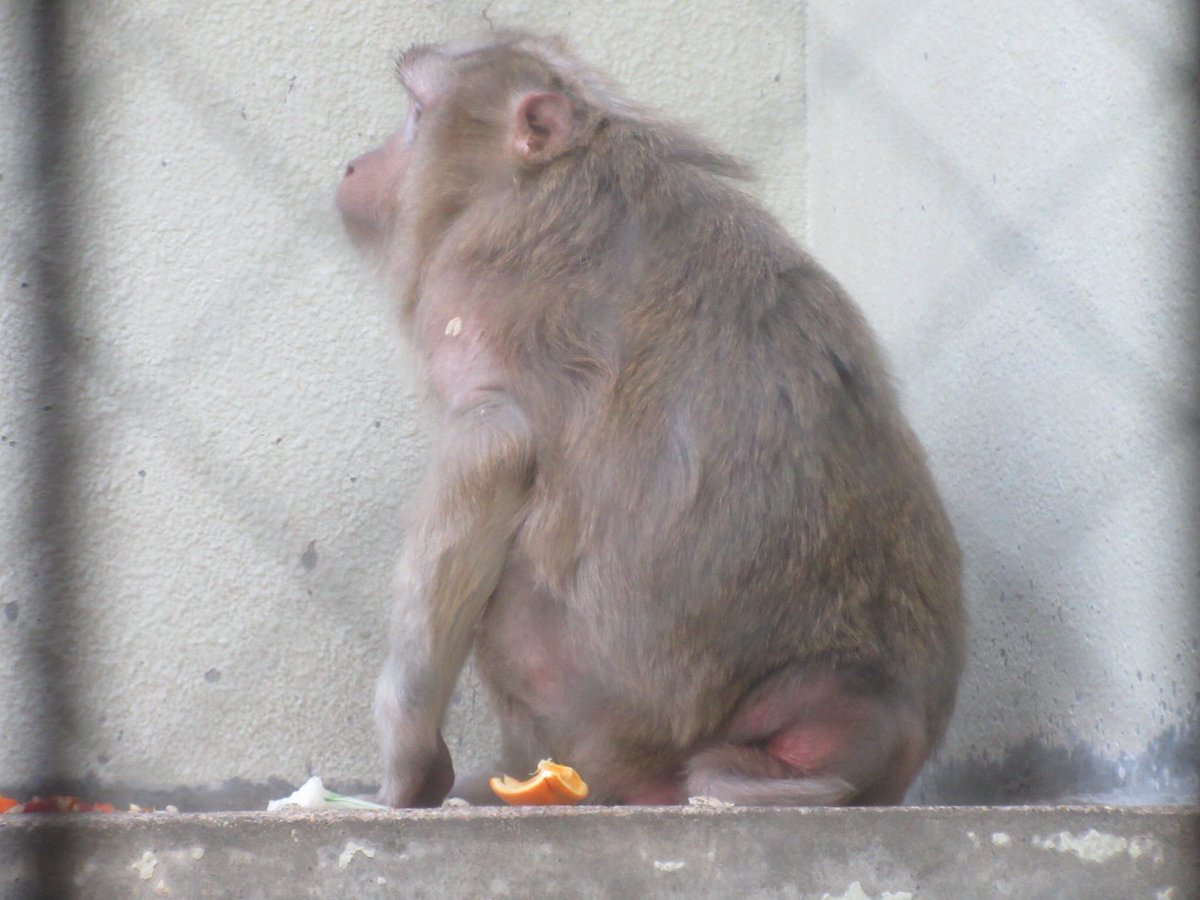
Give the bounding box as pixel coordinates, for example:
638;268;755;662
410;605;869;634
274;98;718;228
336;32;964;808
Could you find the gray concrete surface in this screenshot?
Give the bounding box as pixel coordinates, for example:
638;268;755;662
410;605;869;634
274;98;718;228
1;805;1196;899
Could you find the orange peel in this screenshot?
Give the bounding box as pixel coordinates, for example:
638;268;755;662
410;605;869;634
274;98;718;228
489;759;589;806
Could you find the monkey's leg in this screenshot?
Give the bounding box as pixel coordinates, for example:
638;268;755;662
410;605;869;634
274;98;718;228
375;395;533;807
685;669;928;806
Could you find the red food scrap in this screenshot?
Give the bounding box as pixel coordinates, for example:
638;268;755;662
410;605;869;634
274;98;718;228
1;795;116;814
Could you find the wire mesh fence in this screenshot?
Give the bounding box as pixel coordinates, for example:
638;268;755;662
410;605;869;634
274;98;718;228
2;5;1197;895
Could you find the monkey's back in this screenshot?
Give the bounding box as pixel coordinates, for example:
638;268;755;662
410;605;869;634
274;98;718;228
497;145;964;752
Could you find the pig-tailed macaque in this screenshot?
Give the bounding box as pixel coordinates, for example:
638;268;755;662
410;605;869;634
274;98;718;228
336;32;964;807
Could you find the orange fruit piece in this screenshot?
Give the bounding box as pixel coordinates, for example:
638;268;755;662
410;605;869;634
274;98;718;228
489;759;589;806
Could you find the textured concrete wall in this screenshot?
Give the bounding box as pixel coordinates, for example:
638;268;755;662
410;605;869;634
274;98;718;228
0;2;806;802
2;1;1195;807
806;3;1199;802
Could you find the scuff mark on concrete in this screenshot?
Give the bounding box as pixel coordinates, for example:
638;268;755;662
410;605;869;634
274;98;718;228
1128;837;1166;864
1032;829;1163;865
300;540;318;572
131;850;158;880
821;883;871;900
653;860;686;872
338;840;376;870
991;832;1012;846
820;882;913;900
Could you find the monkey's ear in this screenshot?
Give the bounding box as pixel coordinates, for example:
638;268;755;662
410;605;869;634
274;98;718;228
512;92;575;163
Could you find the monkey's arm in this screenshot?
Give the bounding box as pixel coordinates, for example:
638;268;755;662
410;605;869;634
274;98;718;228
375;393;533;807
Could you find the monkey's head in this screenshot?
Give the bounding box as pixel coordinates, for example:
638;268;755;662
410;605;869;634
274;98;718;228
336;34;608;264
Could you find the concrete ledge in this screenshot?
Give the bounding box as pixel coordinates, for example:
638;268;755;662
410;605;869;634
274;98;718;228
2;805;1196;898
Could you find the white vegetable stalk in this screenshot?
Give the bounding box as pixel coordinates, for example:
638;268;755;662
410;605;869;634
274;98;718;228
267;776;390;812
